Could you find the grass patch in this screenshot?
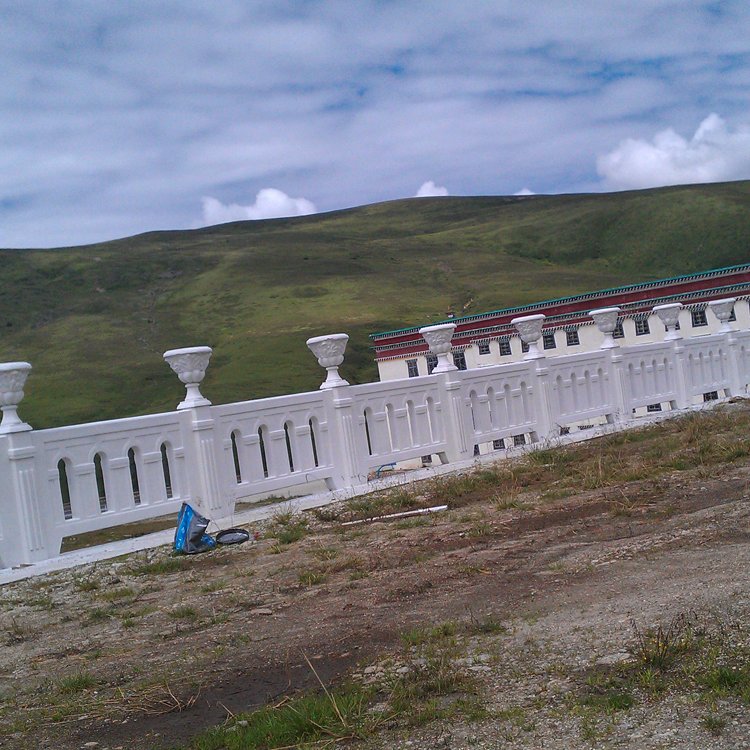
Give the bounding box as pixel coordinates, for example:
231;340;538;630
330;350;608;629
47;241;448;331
189;685;377;749
298;570;328;587
129;556;188;577
169;606;198;620
100;586;135;601
268;511;309;546
58;672;96;695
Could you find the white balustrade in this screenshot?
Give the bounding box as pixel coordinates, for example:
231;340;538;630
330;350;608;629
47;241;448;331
2;301;750;569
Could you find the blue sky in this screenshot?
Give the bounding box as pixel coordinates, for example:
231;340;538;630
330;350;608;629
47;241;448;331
2;1;750;248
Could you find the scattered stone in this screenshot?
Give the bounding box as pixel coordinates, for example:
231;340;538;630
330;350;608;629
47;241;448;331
249;608;273;616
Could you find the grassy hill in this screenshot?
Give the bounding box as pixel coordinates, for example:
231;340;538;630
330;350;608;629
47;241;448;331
3;180;750;428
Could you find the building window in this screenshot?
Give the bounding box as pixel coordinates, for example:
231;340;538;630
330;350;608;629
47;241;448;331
426;354;438;374
566;329;580;346
521;340;529;353
646;403;662;413
499;340;512;356
492;438;505;450
513;434;526;446
703;390;719;402
613;320;624;339
635;318;650;336
691;309;708;327
478;341;491;355
406;359;419;377
453;351;467;370
729;308;737;322
543;331;556;350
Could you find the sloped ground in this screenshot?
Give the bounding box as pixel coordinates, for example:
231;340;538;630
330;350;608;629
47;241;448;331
2;404;750;749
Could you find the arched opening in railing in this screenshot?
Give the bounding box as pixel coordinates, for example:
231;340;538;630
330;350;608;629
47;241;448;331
309;418;320;467
258;426;269;478
128;448;141;505
231;431;242;483
284;422;295;472
160;443;173;499
363;409;373;455
94;453;108;512
57;459;73;520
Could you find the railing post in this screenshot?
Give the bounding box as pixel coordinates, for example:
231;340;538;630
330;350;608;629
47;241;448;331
164;347;230;518
654;303;690;409
512;315;553;441
419;323;472;463
590;307;630;423
307;334;367;490
710;298;745;396
0;363;53;567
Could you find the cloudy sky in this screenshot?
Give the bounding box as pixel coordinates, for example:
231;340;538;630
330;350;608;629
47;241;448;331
2;1;750;248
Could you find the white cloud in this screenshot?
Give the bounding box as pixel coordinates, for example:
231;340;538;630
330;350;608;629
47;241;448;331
514;187;535;196
201;188;317;225
597;114;750;190
415;180;449;197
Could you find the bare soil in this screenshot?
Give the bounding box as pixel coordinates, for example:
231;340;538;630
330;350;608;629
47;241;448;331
2;411;750;749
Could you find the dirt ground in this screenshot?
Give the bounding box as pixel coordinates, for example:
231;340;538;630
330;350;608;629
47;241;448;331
2;410;750;749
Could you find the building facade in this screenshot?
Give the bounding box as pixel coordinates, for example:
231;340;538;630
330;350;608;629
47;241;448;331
371;264;750;381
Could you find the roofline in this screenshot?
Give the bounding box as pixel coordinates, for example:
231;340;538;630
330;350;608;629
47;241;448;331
369;262;750;340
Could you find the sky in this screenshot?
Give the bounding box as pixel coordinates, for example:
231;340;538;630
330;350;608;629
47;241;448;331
2;1;750;248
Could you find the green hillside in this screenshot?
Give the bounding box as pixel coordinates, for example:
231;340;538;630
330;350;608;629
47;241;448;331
2;180;750;428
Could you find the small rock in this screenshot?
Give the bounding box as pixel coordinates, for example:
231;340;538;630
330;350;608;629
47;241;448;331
596;651;631;666
249;608;273;616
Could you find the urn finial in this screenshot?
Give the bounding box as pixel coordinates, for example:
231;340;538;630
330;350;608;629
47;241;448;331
163;347;213;409
419;323;458;372
590;307;621;349
306;334;350;389
511;314;545;360
0;362;32;433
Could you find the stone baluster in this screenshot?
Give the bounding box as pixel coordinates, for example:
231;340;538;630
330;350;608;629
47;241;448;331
511;314;545;360
306;334;350;389
163;346;228;517
709;298;744;396
654;303;683;341
589;308;628;423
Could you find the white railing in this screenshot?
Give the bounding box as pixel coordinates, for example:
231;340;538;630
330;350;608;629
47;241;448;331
0;298;747;569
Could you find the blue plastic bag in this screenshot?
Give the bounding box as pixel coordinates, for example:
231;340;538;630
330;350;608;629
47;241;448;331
174;502;216;554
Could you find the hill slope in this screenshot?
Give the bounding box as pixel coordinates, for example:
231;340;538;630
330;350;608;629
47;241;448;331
3;180;750;428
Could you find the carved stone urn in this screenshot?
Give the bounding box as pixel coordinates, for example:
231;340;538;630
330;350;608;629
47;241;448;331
654;303;683;341
163;346;213;409
590;307;621;349
419;323;458;372
306;334;350;389
0;362;32;434
708;297;737;333
511;314;545;360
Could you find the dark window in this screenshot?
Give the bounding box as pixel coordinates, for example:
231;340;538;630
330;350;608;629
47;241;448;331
543;331;556;350
94;453;108;512
691;309;708;327
521;341;529;353
635;318;650;336
453;351;467;370
128;448;141;504
426;354;438;374
566;329;580;346
309;419;319;467
499;340;512;356
406;358;419;377
729;308;737;322
646;403;662;413
478;341;491;355
258;428;269;477
492;438;505;450
613;320;625;339
231;431;242;483
513;434;526;446
160;443;173;498
703;391;719;402
58;459;73;520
